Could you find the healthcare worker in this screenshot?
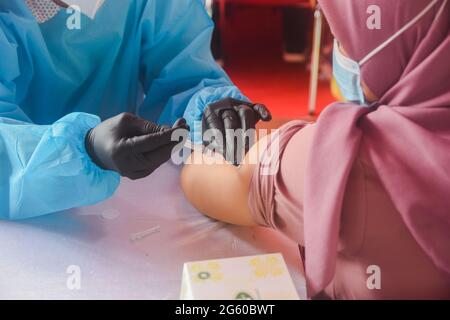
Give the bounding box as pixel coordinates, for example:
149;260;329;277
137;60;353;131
0;0;271;220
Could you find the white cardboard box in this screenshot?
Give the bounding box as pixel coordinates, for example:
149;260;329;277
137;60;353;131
180;253;300;300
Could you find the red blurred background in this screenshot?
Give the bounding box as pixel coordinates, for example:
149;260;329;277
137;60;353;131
211;1;336;123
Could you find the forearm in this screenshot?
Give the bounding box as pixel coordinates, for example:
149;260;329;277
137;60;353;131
180;152;256;226
0;112;120;219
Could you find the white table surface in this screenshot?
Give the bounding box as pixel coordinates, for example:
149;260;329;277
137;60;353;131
0;163;306;299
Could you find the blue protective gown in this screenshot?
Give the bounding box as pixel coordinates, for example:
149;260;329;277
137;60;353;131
0;0;247;219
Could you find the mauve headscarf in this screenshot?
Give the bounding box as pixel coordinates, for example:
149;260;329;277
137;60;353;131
304;0;450;296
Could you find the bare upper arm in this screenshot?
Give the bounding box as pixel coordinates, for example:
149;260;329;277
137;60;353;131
180;151;256;226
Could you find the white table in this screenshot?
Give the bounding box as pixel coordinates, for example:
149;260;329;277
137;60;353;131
0;163;306;299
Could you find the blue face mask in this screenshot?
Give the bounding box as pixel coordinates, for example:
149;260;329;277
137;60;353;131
332;0;444;106
332;39;366;105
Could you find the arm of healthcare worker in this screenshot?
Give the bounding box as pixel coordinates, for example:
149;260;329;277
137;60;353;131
0;103;187;220
0;25;189;219
0;28;115;220
0;106;189;220
0;106;119;220
138;0;271;163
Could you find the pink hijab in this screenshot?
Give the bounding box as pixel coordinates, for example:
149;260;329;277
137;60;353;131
304;0;450;296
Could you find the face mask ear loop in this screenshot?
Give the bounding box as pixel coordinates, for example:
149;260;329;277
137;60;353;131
359;0;442;67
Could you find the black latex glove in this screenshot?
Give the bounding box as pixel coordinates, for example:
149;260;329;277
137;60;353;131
202;98;272;165
85;112;189;180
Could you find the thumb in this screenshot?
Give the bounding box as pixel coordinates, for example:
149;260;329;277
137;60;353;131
173;118;190;131
252;104;272;122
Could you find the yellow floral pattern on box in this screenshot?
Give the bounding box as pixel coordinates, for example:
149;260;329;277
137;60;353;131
189;261;224;283
249;255;284;278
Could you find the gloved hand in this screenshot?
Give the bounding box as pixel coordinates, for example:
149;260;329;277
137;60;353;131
202;98;272;165
85;112;189;180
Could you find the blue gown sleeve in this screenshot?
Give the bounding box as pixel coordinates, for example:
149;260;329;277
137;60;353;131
0;28;120;220
138;0;249;143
